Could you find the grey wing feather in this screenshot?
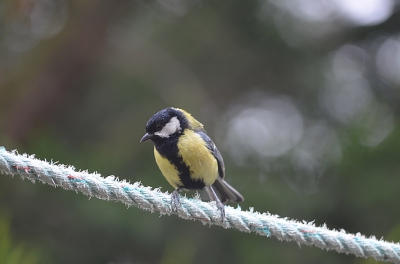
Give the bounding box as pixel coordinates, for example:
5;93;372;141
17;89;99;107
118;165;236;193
196;131;244;204
196;131;225;179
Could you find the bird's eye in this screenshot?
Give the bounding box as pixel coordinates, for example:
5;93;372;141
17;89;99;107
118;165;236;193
156;124;162;131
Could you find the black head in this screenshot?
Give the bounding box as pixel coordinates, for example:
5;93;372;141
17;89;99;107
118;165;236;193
140;107;189;143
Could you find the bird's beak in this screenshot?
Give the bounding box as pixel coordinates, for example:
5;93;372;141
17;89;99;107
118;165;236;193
140;133;153;142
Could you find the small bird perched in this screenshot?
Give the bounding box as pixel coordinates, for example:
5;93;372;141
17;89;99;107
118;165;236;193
140;107;244;219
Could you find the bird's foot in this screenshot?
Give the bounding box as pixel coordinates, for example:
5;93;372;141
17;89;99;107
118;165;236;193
215;199;225;221
170;189;181;211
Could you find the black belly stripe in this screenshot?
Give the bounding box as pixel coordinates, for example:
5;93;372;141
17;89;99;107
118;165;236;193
154;135;205;190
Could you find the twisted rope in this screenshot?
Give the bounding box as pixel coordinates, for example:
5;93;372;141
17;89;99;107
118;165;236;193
0;147;399;263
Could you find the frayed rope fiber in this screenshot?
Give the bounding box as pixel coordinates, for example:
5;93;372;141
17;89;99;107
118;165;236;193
0;147;399;263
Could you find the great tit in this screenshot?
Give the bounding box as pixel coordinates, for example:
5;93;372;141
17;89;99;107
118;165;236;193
140;107;244;219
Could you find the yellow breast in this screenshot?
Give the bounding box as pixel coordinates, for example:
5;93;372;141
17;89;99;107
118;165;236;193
177;130;218;186
153;130;219;189
154;148;182;189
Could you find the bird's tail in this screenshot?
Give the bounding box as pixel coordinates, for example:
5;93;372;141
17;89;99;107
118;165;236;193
206;178;244;204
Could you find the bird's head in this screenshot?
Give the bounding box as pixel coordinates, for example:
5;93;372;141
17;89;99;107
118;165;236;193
140;107;189;143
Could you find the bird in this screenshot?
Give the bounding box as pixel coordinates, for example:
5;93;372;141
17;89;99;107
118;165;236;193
140;107;244;219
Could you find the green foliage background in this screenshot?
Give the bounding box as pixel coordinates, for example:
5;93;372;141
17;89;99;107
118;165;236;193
1;0;400;263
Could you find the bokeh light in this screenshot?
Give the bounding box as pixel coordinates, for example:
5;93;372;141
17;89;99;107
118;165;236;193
376;35;400;86
5;0;68;52
320;77;374;124
320;44;374;124
333;0;395;26
259;0;397;47
224;94;303;162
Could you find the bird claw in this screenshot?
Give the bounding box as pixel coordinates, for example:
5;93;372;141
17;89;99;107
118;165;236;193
215;200;225;221
171;189;181;211
171;188;225;221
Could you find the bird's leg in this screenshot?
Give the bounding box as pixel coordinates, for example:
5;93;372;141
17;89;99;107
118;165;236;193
207;185;225;221
171;187;182;211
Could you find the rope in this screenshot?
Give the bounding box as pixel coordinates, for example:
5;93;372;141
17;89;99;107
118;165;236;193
0;147;399;263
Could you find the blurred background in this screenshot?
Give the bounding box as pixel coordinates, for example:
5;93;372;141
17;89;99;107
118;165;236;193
1;0;400;263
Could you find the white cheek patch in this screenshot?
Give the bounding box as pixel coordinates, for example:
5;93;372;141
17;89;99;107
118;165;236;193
154;116;182;138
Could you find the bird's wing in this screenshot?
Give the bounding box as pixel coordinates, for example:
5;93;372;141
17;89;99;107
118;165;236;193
195;131;225;179
197;131;244;203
